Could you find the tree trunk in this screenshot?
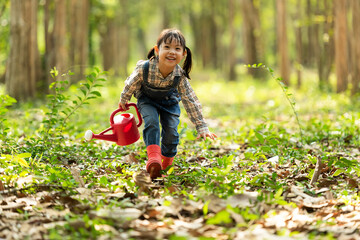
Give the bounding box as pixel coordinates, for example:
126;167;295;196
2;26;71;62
161;0;170;29
118;0;130;77
228;0;236;81
241;0;263;78
100;18;117;72
43;0;51;89
276;0;290;85
351;0;360;95
68;0;89;81
334;0;348;93
50;0;67;77
318;0;334;90
306;0;317;66
295;0;303;88
200;2;212;68
6;0;40;101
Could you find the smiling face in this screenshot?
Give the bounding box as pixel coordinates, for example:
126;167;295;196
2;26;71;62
155;39;186;77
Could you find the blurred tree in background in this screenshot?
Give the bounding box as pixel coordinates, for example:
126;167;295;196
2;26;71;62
1;0;360;101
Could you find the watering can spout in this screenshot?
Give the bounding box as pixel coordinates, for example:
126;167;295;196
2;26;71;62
84;129;118;143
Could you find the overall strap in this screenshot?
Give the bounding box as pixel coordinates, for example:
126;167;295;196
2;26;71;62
172;76;181;88
143;60;150;83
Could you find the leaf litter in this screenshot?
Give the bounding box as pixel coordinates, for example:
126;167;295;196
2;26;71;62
1;137;360;239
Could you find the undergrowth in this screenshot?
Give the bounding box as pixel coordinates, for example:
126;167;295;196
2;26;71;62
0;68;359;239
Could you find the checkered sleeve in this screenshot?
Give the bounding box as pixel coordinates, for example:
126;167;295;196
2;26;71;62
178;77;209;135
120;61;144;104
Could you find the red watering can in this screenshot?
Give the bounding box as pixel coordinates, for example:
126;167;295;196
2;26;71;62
84;103;143;146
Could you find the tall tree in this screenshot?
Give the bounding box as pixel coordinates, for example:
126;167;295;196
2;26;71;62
241;0;263;78
294;0;303;88
99;0;130;77
351;0;360;95
276;0;290;85
68;0;89;81
47;0;67;81
317;0;334;90
189;0;220;69
6;0;40;101
228;0;237;81
117;0;130;77
334;0;348;93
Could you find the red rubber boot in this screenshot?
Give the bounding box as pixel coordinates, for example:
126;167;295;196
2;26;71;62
161;155;174;170
146;145;162;179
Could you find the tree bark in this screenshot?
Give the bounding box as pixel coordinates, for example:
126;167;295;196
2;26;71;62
295;0;303;88
68;0;89;81
334;0;348;93
318;0;334;90
228;0;236;81
118;0;130;77
50;0;67;77
276;0;290;85
241;0;263;78
6;0;40;101
100;18;117;72
351;0;360;95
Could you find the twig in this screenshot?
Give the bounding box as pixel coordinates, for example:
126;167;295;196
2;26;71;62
310;157;322;186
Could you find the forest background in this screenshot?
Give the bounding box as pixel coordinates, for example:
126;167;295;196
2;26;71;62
1;0;360;239
1;0;360;100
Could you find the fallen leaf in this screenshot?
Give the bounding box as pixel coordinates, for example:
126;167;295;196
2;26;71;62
0;179;4;191
70;168;85;187
16;175;33;188
123;153;139;164
90;207;142;222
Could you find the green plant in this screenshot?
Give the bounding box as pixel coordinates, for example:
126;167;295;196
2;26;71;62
0;94;17;152
42;67;106;144
247;64;303;141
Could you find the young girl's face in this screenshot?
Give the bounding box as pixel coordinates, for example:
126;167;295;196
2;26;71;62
155;39;186;71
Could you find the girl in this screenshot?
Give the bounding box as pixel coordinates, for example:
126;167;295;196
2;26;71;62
119;28;217;179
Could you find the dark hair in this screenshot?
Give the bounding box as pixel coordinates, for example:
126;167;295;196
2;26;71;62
147;28;192;79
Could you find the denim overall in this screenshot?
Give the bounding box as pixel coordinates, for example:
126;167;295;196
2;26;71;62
137;61;181;158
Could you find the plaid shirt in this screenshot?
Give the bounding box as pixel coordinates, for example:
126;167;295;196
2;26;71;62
120;57;209;135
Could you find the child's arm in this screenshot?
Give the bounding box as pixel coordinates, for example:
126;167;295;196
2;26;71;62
178;78;217;141
118;61;145;109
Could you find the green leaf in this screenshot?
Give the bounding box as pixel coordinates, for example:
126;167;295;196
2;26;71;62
255;131;264;143
203;200;210;216
206;210;232;225
80;89;87;96
99;176;108;186
333;169;344;176
90;91;101;97
83;83;91;90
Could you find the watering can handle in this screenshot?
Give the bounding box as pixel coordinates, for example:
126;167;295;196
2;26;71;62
110;103;143;127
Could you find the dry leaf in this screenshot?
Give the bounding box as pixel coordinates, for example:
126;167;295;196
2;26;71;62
123;153;139;164
16;175;33;188
90;207;142;222
0;179;4;191
70;168;85;187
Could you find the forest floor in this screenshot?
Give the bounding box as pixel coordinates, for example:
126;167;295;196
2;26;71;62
1;70;360;239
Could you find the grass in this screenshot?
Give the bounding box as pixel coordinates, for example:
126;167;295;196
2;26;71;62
1;66;360;239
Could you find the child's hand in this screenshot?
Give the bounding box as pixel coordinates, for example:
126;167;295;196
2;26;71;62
197;132;217;141
119;100;128;111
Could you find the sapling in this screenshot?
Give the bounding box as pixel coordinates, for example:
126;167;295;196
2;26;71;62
247;64;303;141
39;67;107;156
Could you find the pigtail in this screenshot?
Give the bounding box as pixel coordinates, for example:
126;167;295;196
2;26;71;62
147;47;156;59
182;47;192;79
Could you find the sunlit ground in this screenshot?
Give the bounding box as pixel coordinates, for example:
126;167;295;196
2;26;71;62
1;65;359;142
